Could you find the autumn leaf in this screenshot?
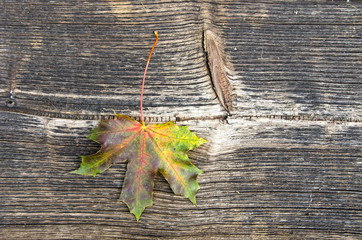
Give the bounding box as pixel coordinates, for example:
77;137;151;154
72;31;206;221
72;114;206;220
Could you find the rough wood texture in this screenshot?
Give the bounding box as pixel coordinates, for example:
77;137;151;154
1;0;361;239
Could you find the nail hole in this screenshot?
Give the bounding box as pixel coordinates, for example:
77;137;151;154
6;99;17;108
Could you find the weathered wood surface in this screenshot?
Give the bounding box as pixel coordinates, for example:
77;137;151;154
1;0;361;239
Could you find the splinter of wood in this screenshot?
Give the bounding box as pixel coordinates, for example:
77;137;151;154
204;30;233;113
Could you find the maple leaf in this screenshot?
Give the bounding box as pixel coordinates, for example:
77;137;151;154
72;31;206;221
72;114;206;220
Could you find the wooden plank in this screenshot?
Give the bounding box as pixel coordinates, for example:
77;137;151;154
1;0;361;239
1;112;361;239
1;0;360;120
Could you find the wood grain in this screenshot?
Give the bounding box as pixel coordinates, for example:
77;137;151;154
1;0;361;239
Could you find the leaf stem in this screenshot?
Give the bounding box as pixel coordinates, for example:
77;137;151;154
140;31;158;125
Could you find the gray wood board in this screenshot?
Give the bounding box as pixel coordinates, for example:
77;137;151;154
1;0;361;239
1;112;361;239
1;1;360;120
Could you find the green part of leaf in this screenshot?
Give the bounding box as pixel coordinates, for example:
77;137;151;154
72;115;207;221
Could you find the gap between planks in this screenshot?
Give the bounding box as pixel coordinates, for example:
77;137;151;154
1;107;360;123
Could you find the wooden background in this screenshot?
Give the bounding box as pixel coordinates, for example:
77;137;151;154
1;0;361;239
